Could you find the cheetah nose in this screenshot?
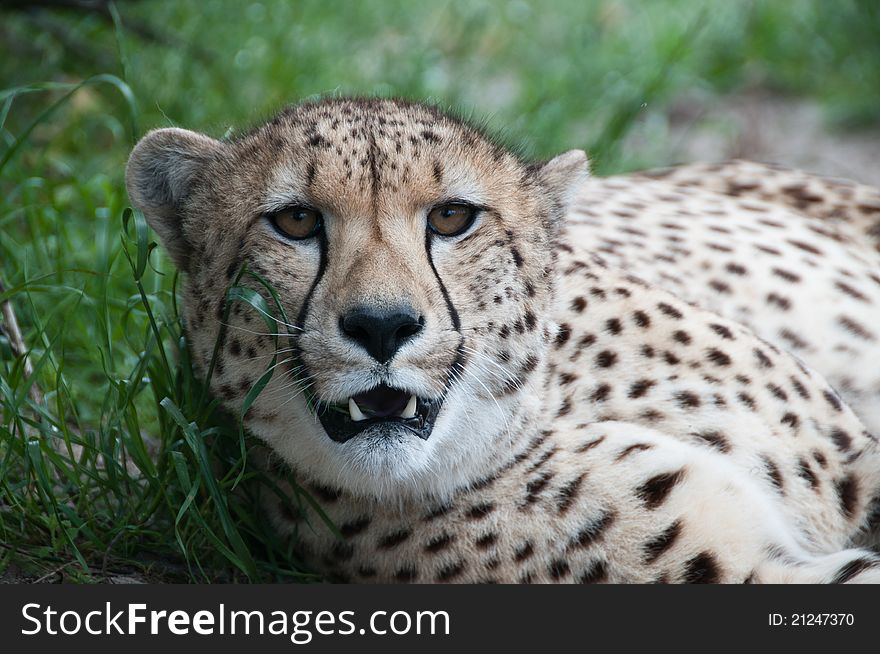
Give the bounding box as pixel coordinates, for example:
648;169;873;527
339;305;424;363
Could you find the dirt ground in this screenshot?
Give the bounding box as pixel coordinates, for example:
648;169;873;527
654;89;880;186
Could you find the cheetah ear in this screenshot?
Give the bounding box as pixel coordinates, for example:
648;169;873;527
125;128;222;272
537;149;591;217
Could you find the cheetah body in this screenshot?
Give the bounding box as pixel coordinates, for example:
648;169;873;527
125;98;880;583
568;162;880;434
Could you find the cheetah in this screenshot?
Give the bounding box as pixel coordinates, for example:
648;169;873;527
125;98;880;583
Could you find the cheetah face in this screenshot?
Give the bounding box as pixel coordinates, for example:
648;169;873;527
126;99;588;500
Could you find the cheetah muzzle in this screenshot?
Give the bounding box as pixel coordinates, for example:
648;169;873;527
125;97;880;584
309;300;448;443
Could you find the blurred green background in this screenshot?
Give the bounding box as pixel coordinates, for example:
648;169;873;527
4;0;880;174
1;0;878;582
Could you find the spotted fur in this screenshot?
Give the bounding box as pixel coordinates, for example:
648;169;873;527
126;98;880;583
571;160;880;434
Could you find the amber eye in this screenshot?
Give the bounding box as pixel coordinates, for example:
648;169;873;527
427;203;479;237
268;206;322;240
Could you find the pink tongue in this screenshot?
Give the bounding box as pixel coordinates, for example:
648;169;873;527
352;385;410;418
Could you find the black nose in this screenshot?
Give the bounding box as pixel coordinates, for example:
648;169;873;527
340;306;424;363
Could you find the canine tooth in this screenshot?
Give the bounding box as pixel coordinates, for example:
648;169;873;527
348;398;367;422
400;394;418;419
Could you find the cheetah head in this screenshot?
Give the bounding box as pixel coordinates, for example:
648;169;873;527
126;98;588;500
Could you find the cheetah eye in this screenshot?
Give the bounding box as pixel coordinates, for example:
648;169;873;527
427;203;479;237
268;206;322;240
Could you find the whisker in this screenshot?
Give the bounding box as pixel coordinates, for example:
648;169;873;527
243;302;305;332
258;375;313;398
256;371;316;398
274;381;318;411
241;347;299;363
455;361;513;445
460;345;516;385
259;356;298;375
218;321;299;339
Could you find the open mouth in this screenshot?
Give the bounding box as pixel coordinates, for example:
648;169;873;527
318;384;442;443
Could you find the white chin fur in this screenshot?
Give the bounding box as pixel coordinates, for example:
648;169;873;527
252;361;543;502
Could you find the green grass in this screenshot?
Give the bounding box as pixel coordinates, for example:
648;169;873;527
1;0;878;582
